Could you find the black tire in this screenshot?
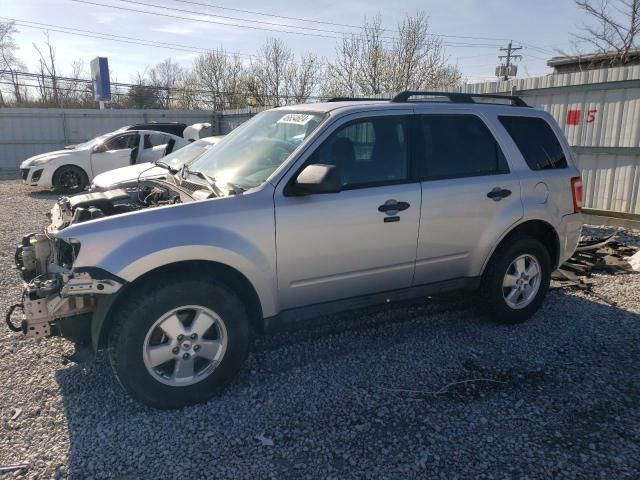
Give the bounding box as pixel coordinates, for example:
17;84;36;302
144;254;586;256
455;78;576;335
52;165;88;193
479;236;551;324
107;274;250;409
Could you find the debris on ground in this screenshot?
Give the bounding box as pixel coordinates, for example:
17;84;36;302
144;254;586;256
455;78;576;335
255;433;274;447
553;231;639;294
0;463;28;474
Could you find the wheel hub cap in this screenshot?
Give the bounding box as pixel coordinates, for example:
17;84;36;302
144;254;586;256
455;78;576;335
142;305;228;387
502;254;542;310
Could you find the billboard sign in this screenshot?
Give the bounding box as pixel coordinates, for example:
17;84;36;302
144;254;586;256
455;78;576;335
90;57;111;102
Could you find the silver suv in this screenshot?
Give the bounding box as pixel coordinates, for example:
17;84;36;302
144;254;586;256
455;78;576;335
9;92;583;408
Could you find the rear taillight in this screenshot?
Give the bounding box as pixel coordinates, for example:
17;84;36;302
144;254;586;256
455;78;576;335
571;176;583;213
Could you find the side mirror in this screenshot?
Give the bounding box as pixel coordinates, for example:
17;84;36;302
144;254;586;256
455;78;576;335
93;144;107;153
291;164;341;195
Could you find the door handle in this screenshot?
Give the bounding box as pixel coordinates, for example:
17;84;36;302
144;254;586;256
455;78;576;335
378;200;410;213
487;187;512;201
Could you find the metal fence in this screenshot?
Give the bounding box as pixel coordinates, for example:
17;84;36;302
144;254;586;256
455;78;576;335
0;108;215;176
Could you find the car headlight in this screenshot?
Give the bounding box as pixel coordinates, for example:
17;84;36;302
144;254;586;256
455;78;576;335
30;156;58;166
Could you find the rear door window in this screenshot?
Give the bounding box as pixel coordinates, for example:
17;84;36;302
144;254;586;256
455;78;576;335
144;133;171;149
418;114;508;180
499;116;567;170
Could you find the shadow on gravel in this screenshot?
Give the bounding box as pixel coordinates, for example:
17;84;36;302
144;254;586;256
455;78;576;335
27;190;59;200
54;288;640;479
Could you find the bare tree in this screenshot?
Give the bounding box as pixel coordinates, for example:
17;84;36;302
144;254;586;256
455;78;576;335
33;33;62;106
357;15;389;95
193;49;245;109
32;34;94;107
325;12;460;98
0;21;28;105
574;0;640;64
148;58;184;108
59;59;93;106
123;72;162;109
388;12;460;91
325;36;361;97
173;71;200;109
249;38;293;106
286;53;321;103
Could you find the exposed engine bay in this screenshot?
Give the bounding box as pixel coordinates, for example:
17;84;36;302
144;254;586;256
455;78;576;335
48;179;201;231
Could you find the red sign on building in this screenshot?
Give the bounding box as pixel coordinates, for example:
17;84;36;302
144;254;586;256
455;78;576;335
567;109;581;125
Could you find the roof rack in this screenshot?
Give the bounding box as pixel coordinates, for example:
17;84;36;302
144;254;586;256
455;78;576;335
391;91;529;107
326;96;386;102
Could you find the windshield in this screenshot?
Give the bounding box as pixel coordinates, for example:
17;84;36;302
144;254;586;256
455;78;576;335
186;110;325;189
161;138;218;169
75;133;112;150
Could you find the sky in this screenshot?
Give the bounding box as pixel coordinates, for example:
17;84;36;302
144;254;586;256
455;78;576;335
3;0;587;85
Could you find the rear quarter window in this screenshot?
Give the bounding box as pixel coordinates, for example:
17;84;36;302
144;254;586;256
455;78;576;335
499;116;567;170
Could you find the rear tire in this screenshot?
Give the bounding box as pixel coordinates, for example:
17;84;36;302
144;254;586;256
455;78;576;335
107;274;250;409
479;237;551;324
52;165;88;193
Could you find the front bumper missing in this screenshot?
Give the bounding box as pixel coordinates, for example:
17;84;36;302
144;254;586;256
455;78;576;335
8;271;124;339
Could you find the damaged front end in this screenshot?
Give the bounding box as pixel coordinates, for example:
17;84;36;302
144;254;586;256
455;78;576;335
9;231;124;342
7;180;198;343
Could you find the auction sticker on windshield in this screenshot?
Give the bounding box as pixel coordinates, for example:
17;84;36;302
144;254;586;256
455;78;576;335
277;113;316;125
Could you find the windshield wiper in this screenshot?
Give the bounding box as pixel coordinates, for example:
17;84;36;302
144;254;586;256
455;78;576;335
155;160;178;174
182;166;223;197
224;181;248;195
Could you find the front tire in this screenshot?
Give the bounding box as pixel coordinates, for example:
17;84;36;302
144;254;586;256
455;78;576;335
52;165;88;193
108;275;250;409
479;237;551;324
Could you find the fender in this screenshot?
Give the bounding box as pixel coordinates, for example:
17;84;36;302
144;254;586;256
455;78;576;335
59;187;279;317
81;223;278;318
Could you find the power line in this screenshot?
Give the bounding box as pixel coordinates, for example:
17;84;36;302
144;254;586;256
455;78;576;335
72;0;365;41
3;71;336;100
72;0;507;48
2;17;259;59
119;0;365;38
167;0;538;45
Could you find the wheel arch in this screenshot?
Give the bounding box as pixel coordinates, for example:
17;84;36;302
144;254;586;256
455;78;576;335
92;260;264;350
481;219;560;276
52;163;90;188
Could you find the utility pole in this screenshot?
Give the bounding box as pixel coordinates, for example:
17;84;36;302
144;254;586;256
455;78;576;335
496;41;523;81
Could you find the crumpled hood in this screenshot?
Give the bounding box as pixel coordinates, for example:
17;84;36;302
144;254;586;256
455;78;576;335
20;149;75;168
92;163;168;189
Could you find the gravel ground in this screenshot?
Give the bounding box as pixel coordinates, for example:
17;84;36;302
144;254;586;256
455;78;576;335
1;180;640;479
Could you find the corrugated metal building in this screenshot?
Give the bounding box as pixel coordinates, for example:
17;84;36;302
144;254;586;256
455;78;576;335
452;65;640;219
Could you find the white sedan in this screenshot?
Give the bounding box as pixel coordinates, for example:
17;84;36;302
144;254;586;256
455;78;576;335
90;136;225;191
20;129;189;193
